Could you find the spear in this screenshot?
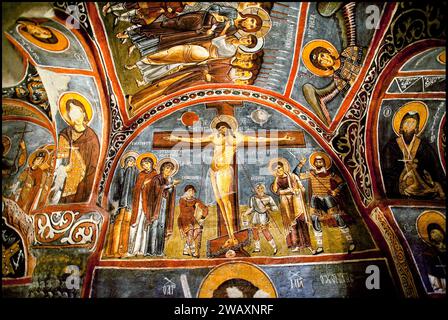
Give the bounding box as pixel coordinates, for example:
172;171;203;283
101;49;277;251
11;123;32;175
194;158;206;258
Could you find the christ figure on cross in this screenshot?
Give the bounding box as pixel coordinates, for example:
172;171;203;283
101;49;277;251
166;115;295;248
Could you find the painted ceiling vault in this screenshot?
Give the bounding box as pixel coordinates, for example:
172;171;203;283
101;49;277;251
1;2;446;299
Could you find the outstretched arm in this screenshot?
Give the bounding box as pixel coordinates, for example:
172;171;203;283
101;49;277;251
292;157;310;180
241;133;295;144
164;134;213;144
17;140;27;168
271;178;279;194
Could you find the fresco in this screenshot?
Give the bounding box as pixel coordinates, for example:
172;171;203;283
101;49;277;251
5;17;92;70
92;259;395;298
2;63;51;120
2;120;53;285
1;2;446;301
378;100;446;200
36;71;104;205
2;121;55;212
391;207;446;295
99;2;275;117
102;103;376;260
291;2;382;126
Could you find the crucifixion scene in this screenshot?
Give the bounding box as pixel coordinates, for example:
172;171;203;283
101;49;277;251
103;102;374;259
2;1;445;300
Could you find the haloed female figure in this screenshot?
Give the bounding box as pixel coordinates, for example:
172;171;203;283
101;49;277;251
56;98;100;203
128;156;157;256
145;160;180;256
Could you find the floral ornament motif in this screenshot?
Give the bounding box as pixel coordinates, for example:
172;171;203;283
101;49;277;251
96;80;133;205
370;207;418;298
33;211;103;251
53;2;94;39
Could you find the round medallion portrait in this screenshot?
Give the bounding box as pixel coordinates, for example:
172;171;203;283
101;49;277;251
17;19;69;52
198;262;277;298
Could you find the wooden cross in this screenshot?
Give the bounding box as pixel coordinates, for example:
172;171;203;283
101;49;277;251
152;102;306;256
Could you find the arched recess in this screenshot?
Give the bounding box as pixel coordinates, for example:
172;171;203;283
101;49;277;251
4;13;111;207
363;40;445;298
2;98;55;133
366;39;446;204
85;2;318;128
102;95;367;211
91;98;393;272
2;98;57;211
2;98;57;285
126;83;336;130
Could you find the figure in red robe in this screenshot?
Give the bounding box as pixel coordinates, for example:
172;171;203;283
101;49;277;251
16;150;46;214
128;156;157;256
145;160;180;256
178;185;208;257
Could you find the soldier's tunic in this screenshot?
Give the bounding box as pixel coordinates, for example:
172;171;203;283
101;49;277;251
247;194;278;228
295;167;348;230
178;196;208;236
334;46;363;93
